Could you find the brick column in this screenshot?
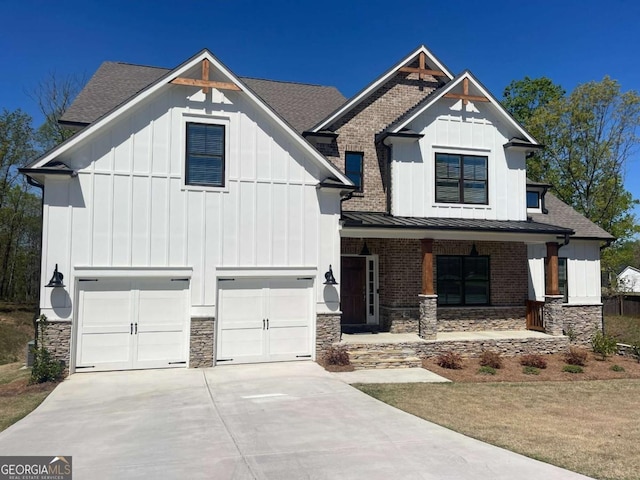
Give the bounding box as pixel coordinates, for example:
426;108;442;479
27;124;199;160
418;294;438;340
543;295;564;336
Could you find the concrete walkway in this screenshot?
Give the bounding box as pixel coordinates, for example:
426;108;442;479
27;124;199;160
0;362;592;479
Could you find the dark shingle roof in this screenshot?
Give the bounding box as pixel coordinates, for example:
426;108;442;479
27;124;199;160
342;211;573;235
529;192;614;240
60;62;346;133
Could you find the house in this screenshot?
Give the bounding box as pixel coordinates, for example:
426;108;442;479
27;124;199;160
617;266;640;293
20;46;613;374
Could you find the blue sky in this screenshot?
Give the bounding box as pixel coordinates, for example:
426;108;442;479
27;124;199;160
2;0;639;217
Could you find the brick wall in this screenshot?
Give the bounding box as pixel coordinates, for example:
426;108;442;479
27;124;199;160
312;60;439;213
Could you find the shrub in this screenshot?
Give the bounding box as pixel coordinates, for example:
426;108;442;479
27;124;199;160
478;366;496;375
29;315;63;385
633;344;640;363
610;364;625;372
519;354;547;369
479;350;502;369
563;365;584;374
591;331;618;360
322;346;350;366
522;366;540;375
564;347;588;366
436;351;463;370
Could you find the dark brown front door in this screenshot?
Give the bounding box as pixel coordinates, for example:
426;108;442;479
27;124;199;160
341;256;366;325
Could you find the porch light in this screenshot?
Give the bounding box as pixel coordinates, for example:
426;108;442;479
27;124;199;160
470;243;479;257
323;265;338;285
359;241;371;256
45;264;65;288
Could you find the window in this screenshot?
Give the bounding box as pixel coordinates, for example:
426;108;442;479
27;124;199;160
527;191;540;209
558;257;568;302
435;153;487;204
345;152;364;191
437;255;490;305
185;122;225;187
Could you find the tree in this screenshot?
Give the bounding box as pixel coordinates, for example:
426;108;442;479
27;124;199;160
503;76;565;126
28;72;84;151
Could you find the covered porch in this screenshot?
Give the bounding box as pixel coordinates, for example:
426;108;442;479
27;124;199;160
339;212;572;341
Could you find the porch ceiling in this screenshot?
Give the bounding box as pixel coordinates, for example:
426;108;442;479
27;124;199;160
341;211;573;241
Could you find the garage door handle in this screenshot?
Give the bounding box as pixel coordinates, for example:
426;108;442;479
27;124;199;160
263;319;265;330
135;323;138;334
130;323;133;335
266;318;269;330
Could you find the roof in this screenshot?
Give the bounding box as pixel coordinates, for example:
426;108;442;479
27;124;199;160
618;266;640;277
60;62;346;133
341;211;573;235
528;192;614;240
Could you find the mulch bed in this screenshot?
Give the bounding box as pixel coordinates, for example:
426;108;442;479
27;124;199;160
424;352;640;382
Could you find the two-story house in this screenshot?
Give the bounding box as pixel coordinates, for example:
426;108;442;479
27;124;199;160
21;46;613;374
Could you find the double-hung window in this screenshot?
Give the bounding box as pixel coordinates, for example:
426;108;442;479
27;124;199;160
185;122;225;187
345;152;364;191
435;153;487;204
437;255;490;306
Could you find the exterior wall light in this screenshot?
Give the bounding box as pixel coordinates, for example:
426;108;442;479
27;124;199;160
323;265;338;285
45;264;65;288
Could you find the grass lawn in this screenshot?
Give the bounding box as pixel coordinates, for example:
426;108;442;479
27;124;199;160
605;315;640;346
0;363;57;433
356;380;640;480
0;302;36;364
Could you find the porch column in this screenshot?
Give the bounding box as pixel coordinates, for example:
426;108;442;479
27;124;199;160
545;242;560;296
419;238;437;339
421;238;434;295
544;242;564;335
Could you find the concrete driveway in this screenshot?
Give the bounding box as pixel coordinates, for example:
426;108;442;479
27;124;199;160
0;362;592;479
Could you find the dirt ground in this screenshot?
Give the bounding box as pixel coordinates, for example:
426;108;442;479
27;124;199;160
424;352;640;382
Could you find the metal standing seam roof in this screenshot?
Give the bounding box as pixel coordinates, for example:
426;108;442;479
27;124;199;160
341;211;574;235
60;61;347;134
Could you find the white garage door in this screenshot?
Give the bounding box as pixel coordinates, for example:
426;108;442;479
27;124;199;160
217;277;313;364
76;278;189;372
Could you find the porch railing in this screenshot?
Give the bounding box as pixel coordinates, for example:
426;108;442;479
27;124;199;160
526;300;545;332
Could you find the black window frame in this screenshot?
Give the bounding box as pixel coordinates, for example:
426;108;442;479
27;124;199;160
185;122;226;188
527;191;540;209
345;151;364;192
435;153;488;205
436;255;491;306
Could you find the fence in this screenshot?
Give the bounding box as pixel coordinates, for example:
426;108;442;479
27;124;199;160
603;295;640;316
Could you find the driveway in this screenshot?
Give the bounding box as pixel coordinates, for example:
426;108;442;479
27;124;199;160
0;362;592;479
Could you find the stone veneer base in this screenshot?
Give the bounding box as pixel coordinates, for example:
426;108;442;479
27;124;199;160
316;313;341;360
437;306;526;332
40;320;71;376
189;317;215;368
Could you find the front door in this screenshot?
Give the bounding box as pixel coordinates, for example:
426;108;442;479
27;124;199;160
341;256;367;325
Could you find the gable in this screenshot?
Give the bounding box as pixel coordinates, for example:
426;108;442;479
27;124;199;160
27;50;351;185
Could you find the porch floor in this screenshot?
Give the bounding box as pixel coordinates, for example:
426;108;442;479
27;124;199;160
340;330;556;344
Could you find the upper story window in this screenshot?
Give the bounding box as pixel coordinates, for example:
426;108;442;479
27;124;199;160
186;122;225;187
527;191;540;209
345;151;364;191
435;153;487;204
437;255;490;306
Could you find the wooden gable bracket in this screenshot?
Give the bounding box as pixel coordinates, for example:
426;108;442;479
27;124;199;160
397;52;446;80
443;78;489;105
170;59;241;93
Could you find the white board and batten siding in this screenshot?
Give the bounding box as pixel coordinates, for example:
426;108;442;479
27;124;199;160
39;82;342;326
527;241;602;304
390;100;527;221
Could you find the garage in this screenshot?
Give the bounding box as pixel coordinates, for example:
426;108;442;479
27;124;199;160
75;278;189;372
217;277;313;364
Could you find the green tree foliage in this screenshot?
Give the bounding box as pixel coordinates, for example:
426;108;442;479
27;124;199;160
0;109;41;302
503;77;640;274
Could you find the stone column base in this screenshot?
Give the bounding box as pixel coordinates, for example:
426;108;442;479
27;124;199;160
418;294;438;340
316;313;341;360
543;295;565;336
40;320;72;376
189;317;215;368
